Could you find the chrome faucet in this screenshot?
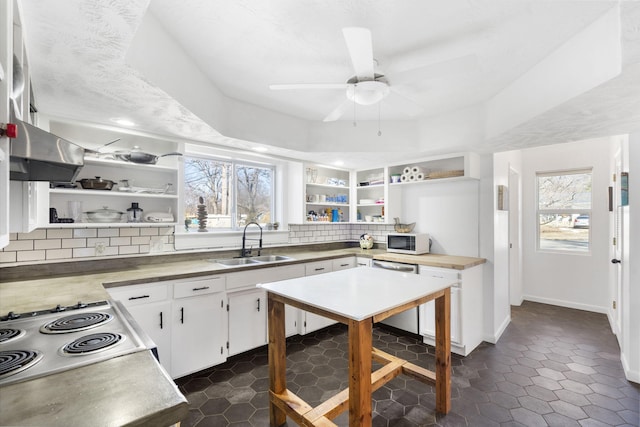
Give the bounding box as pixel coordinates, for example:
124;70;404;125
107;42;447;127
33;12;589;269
241;222;263;257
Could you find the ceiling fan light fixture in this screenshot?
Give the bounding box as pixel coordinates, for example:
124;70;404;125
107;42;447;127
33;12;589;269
346;80;390;105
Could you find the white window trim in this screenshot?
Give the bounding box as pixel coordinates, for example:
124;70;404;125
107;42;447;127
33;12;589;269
536;168;593;254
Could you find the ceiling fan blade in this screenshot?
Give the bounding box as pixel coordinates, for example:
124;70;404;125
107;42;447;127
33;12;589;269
390;54;479;85
342;27;375;80
323;99;353;122
269;83;349;90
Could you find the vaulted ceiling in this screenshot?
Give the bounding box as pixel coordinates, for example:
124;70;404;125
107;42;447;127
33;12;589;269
18;0;640;168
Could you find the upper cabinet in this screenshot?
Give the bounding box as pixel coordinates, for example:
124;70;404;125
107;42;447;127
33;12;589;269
303;164;350;223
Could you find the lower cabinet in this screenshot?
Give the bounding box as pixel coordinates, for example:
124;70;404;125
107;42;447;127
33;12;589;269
107;283;172;371
227;288;267;356
171;277;227;378
418;264;483;356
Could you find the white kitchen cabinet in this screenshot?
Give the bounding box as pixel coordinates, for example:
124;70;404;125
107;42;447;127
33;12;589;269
227;288;267;356
355;167;391;223
332;256;355;271
171;276;227;378
107;283;172;372
226;263;305;338
300;259;337;334
418;264;483;356
304;164;350;222
356;257;371;267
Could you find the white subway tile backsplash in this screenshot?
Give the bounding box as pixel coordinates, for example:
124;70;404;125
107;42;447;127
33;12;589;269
110;237;131;246
140;228;159;236
119;228;140;237
62;239;87;249
97;229;119;238
158;227;173;236
4;240;34;251
131;236;151;245
46;249;73;260
34;239;62;250
119;246;140;255
73;229;97;238
17;250;46;262
18;229;47;240
72;248;96;258
0;252;17;263
47;229;73;239
87;238;109;248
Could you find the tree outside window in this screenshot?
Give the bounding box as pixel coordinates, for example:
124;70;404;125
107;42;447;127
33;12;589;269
184;157;274;230
537;169;592;252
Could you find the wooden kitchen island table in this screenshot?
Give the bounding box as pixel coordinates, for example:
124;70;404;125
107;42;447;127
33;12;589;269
258;267;454;427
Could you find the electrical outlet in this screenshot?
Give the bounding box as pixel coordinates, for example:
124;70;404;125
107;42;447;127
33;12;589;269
95;242;106;255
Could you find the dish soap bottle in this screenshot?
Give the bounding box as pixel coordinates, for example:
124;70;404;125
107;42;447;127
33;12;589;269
127;202;143;223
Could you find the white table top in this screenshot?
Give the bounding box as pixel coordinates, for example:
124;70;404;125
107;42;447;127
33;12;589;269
258;267;454;321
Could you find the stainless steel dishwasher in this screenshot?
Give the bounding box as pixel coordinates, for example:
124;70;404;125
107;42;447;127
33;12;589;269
371;260;419;334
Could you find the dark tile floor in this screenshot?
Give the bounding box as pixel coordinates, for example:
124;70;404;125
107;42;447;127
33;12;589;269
175;302;639;426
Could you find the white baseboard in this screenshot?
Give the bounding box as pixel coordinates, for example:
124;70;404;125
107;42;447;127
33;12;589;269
484;314;511;344
621;352;640;384
522;295;608;314
606;309;618;336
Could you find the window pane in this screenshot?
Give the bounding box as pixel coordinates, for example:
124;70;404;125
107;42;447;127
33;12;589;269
538;172;591;209
539;213;590;252
184;158;232;229
236;165;273;226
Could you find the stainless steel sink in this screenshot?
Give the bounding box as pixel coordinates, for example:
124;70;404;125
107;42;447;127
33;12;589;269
212;258;261;267
251;255;293;262
210;255;294;267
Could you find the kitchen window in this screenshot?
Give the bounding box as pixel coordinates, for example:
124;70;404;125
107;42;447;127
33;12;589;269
536;169;592;253
184;156;274;230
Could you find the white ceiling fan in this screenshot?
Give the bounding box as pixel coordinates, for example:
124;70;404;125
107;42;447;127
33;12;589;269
269;27;478;122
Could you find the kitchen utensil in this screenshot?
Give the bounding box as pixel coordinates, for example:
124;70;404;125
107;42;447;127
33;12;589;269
143;212;174;223
114;146;182;165
85;206;123;223
126;202;143;223
79;176;115;190
393;217;416;233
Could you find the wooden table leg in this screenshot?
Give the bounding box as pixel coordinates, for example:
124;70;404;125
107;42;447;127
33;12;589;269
348;318;373;427
268;294;287;426
435;287;451;414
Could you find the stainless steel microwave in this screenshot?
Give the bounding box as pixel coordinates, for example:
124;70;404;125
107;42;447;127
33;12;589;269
386;233;430;255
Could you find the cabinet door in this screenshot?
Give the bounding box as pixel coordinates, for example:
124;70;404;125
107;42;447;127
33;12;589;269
302;260;336;334
9;181;48;233
228;289;267;356
171;292;227;378
356;257;371;267
126;300;172;371
419;287;461;344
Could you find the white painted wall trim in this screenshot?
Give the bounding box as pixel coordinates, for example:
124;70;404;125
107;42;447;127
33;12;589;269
621;353;640;384
484;314;511;344
522;295;608;315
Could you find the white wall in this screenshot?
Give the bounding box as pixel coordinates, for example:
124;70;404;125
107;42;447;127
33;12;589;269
401;179;479;257
521;137;613;313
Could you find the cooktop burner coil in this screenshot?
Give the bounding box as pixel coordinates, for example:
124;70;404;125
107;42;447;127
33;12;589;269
40;312;113;334
0;328;25;344
0;350;43;379
62;332;124;355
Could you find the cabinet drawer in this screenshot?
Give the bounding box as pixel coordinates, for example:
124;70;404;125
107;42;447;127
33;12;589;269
107;284;169;307
332;257;355;271
174;276;225;298
418;266;460;284
305;260;332;276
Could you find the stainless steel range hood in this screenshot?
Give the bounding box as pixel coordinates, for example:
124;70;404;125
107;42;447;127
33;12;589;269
9;118;85;182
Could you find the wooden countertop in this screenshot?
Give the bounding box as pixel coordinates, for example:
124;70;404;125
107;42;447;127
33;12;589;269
372;252;486;270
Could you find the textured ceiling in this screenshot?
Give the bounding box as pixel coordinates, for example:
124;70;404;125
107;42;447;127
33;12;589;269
17;0;640;168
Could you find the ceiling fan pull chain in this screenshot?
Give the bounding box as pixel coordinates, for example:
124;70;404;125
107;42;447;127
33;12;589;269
378;102;382;136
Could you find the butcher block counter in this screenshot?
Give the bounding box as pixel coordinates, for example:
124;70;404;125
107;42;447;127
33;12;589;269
372;252;486;270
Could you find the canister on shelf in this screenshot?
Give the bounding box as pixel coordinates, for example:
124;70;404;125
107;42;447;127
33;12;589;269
127;202;143;223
